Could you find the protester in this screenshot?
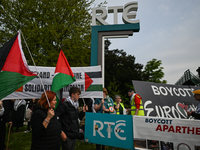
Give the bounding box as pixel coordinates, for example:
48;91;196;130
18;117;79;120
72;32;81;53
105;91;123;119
94;88;115;114
94;88;115;150
32;98;39;112
11;99;26;133
114;95;128;115
128;89;144;116
78;98;96;139
187;89;200;119
24;98;38;133
0;100;13;150
56;87;87;150
0;100;4;149
31;91;63;150
0;100;4;116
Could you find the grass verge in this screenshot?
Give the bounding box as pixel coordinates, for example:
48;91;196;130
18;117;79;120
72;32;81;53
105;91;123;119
5;125;128;150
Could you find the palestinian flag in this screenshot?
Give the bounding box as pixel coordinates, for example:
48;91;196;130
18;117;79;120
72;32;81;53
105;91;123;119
0;32;37;100
63;65;103;98
85;71;103;91
51;50;76;108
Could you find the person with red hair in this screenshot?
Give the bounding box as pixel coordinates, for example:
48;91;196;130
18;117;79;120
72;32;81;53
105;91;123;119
31;91;65;150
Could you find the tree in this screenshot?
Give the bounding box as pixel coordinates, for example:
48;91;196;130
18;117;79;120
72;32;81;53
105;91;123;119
142;58;167;83
104;40;167;107
0;0;93;67
104;39;144;106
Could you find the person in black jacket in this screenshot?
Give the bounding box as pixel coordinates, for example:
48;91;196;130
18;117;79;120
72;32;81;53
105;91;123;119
24;98;39;133
56;87;88;150
31;91;64;150
11;99;26;133
0;100;13;150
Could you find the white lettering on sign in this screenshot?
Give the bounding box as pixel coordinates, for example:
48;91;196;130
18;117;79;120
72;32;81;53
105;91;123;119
92;1;139;25
93;120;126;140
144;100;197;119
151;85;194;97
114;120;126;140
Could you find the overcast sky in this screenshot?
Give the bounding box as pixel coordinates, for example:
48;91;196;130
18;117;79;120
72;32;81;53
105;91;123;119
92;0;200;84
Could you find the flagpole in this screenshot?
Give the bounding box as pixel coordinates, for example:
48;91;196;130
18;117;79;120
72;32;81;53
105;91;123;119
82;98;86;105
19;30;51;108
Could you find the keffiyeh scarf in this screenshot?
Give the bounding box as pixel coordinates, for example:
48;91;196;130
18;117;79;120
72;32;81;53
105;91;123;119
64;96;79;109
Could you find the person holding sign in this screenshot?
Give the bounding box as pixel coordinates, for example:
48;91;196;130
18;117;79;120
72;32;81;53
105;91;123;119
94;88;115;114
128;89;145;116
187;89;200;119
94;88;115;150
56;87;88;150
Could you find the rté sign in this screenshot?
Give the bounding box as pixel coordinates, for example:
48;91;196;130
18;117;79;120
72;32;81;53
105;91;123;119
92;1;139;25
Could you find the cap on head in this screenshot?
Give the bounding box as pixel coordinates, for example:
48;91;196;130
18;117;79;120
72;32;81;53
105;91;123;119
193;90;200;95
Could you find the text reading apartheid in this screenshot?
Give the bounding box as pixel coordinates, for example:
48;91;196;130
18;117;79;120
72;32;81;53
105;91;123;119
156;124;200;135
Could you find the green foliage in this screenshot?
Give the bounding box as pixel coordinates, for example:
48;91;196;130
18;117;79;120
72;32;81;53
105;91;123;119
104;40;166;107
95;0;107;7
142;58;167;83
104;40;143;106
0;0;93;67
106;77;120;97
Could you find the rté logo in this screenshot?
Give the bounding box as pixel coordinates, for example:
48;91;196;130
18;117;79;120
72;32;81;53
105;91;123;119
93;120;126;140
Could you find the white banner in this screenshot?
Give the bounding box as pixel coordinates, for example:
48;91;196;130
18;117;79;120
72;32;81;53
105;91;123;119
3;65;103;100
133;116;200;150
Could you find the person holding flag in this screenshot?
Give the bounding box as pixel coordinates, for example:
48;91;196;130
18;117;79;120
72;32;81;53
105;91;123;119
52;50;87;150
31;91;63;150
56;87;88;150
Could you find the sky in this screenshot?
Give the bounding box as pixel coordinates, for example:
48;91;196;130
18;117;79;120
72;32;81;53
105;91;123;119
92;0;200;84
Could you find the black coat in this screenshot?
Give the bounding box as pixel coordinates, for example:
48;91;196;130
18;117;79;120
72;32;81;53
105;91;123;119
31;106;61;150
1;100;13;123
56;101;85;139
12;104;26;127
0;100;13;150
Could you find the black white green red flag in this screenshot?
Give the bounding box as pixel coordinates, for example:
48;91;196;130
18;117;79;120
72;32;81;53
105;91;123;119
51;50;76;108
0;32;37;100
